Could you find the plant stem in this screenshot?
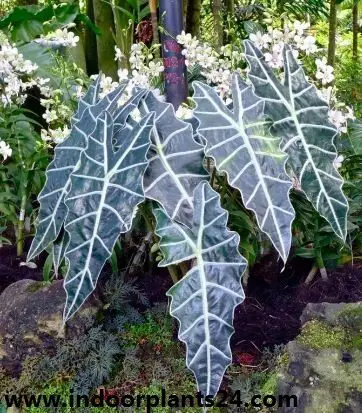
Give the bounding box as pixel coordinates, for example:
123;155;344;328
168;265;180;284
179;261;189;276
316;254;328;281
210;167;217;188
305;265;318;284
17;190;27;257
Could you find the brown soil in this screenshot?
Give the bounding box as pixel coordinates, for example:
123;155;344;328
0;244;43;295
232;256;362;357
136;255;362;358
1;244;361;357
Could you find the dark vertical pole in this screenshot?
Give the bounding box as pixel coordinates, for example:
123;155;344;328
159;0;188;109
352;1;359;61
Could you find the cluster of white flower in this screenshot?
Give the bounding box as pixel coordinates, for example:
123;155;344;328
0;32;88;153
0;40;41;106
177;32;218;68
40;86;75;144
250;21;317;69
121;43;164;88
41;125;70;145
248;21;337;88
94;44;165;106
315;57;335;86
329;106;355;134
37;28;80;48
177;31;243;98
0;139;12;161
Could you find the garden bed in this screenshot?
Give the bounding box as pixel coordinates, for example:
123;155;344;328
0;244;43;295
2;243;361;362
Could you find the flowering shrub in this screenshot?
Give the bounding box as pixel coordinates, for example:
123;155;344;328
0;30;87;254
176;31;243;98
0;39;41;106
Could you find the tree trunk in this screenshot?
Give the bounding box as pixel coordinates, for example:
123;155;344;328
224;0;234;43
327;0;337;66
353;1;359;61
186;0;201;37
212;0;224;48
149;0;160;46
84;0;98;75
93;0;118;79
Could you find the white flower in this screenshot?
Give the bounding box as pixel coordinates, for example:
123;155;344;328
37;77;50;86
292;49;299;61
50;126;70;144
301;36;317;55
41;129;51;143
293;34;305;50
177;31;199;50
152;88;166;102
4;73;21;97
268;28;284;43
177;31;193;45
329;109;347;133
118;68;129;81
115;46;124;61
148;61;164;76
0;140;12;160
130;70;149;89
99;75;119;98
264;43;284;69
345;106;355;121
43;109;58;124
74;85;84;99
315;57;334;85
293;20;310;36
333;155;344;169
131;108;142;122
317;86;333;104
249;31;272;50
175;105;193;119
65;31;79;48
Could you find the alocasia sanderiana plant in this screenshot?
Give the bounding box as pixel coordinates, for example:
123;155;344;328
28;40;348;396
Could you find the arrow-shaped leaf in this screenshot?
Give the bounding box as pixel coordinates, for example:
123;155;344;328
140;91;209;225
154;182;247;396
27;82;144;261
244;40;348;240
63;110;154;321
193;74;295;262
